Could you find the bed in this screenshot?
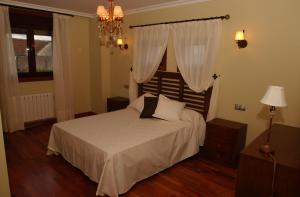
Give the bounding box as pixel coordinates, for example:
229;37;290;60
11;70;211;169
47;71;213;196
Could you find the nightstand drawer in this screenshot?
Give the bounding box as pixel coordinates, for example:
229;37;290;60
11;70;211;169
107;97;129;112
204;138;234;153
206;124;236;140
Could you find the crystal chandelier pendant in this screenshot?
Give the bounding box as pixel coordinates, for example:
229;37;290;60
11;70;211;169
96;0;124;48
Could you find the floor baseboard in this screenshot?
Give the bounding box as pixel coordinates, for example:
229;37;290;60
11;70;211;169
24;118;56;129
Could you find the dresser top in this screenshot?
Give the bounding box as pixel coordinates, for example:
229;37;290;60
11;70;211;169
241;124;300;169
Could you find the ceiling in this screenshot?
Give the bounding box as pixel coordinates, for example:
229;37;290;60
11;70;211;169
0;0;209;17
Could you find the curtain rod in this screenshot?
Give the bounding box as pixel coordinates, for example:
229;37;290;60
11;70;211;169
129;14;230;29
0;3;74;17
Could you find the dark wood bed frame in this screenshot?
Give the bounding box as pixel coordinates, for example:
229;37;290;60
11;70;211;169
138;71;213;120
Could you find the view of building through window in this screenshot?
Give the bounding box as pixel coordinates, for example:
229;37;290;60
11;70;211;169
12;32;29;73
12;31;52;74
34;30;52;72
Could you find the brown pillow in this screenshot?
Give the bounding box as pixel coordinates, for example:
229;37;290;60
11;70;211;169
140;96;158;118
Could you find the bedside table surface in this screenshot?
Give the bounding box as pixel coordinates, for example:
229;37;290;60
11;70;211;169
108;96;129;101
241;124;300;169
209;118;247;130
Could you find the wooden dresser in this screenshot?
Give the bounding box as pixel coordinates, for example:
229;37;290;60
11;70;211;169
236;124;300;197
107;97;129;112
204;118;247;168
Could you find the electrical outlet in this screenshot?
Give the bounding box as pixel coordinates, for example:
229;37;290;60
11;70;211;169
235;104;246;111
240;105;246;111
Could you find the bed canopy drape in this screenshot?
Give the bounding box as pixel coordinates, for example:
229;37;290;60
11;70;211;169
171;20;222;93
129;24;169;102
129;18;223;120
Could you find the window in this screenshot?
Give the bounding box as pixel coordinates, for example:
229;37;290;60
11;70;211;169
9;8;53;82
158;49;167;71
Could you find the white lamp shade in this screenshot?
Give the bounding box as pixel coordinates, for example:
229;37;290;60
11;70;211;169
260;86;287;107
113;6;124;18
97;6;108;18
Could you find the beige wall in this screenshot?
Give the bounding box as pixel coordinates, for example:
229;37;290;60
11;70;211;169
89;19;103;113
106;0;300;144
0;112;11;197
18;16;92;114
89;18;114;113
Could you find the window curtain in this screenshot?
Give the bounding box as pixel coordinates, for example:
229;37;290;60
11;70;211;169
52;14;74;122
0;6;24;132
171;20;222;93
129;25;169;102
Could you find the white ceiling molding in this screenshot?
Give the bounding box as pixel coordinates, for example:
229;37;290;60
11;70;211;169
0;0;95;18
125;0;210;15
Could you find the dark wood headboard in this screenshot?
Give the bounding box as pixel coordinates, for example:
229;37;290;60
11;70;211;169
138;71;213;120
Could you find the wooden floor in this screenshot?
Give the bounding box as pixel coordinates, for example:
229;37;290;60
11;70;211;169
5;123;237;197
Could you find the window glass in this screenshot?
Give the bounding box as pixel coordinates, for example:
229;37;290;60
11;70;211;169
34;30;52;72
12;30;29;73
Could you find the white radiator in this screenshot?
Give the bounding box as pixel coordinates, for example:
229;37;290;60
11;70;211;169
21;93;55;122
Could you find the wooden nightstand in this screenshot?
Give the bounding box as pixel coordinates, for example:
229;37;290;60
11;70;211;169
107;97;129;112
203;118;247;168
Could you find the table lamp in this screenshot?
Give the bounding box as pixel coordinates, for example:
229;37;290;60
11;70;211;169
260;86;287;154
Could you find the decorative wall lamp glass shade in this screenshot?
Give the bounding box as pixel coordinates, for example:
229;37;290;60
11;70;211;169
117;38;128;50
235;30;248;48
260;86;287;107
235;31;245;40
117;38;123;45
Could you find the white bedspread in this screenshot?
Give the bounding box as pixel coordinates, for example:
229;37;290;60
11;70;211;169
47;108;206;196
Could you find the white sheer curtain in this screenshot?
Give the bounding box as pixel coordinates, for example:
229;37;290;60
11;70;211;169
129;71;138;103
171;20;222;93
206;78;220;121
171;20;222;120
129;25;169;102
0;6;24;132
52;14;74;122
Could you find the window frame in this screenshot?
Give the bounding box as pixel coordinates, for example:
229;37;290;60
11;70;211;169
9;7;53;82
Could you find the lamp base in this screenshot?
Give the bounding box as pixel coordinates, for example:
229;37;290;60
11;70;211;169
259;144;275;154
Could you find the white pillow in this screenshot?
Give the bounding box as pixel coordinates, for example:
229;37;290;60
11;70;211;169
153;94;186;121
180;108;202;123
128;93;155;112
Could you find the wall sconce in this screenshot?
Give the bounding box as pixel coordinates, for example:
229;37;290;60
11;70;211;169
235;30;248;48
117;38;128;50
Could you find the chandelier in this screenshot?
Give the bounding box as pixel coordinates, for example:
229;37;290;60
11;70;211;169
96;0;124;47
